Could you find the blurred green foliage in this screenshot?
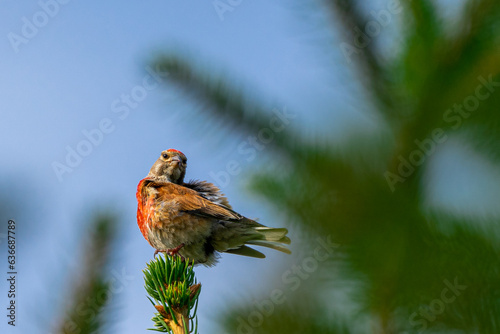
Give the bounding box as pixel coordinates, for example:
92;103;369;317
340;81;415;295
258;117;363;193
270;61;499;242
56;213;117;334
156;0;500;333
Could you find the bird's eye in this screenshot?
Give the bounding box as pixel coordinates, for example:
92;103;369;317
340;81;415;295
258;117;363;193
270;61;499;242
182;158;187;163
162;153;168;159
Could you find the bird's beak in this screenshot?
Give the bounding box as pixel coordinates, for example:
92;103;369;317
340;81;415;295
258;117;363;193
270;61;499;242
171;156;182;164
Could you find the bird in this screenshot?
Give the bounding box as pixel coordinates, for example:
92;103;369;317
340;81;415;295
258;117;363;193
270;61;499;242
136;148;291;266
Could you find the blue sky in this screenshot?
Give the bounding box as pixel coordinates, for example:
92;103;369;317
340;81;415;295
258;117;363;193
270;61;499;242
1;1;499;333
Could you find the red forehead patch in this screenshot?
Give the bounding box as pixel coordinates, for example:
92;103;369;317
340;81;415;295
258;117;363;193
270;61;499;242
167;148;184;155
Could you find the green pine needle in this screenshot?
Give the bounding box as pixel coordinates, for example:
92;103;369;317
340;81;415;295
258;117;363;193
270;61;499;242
143;254;201;333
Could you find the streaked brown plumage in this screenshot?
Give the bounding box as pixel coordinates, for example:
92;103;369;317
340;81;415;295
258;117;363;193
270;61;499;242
136;149;291;266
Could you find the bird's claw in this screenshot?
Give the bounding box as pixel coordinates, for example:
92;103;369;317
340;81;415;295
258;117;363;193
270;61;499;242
153;249;164;258
154;243;186;260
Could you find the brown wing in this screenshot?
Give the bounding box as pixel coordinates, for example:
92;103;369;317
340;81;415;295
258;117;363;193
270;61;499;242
183;179;232;208
148;180;255;223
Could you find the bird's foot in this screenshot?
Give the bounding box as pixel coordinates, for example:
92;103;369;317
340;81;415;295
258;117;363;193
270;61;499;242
167;243;185;256
154;243;185;260
153;249;166;258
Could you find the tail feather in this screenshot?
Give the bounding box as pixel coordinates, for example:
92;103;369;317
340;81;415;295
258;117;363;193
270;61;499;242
246;239;292;254
247;227;291;254
254;227;290;243
216;223;291;257
225;245;266;258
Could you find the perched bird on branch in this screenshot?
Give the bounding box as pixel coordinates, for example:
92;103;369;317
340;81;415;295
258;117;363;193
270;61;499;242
136;149;291;266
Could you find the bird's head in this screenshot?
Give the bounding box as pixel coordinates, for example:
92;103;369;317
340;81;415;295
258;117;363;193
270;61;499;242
147;149;187;184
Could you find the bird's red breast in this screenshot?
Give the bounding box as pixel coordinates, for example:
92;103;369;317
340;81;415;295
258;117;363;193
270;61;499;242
136;177;153;242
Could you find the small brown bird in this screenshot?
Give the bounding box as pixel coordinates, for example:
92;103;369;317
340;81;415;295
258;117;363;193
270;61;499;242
136;149;291;266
